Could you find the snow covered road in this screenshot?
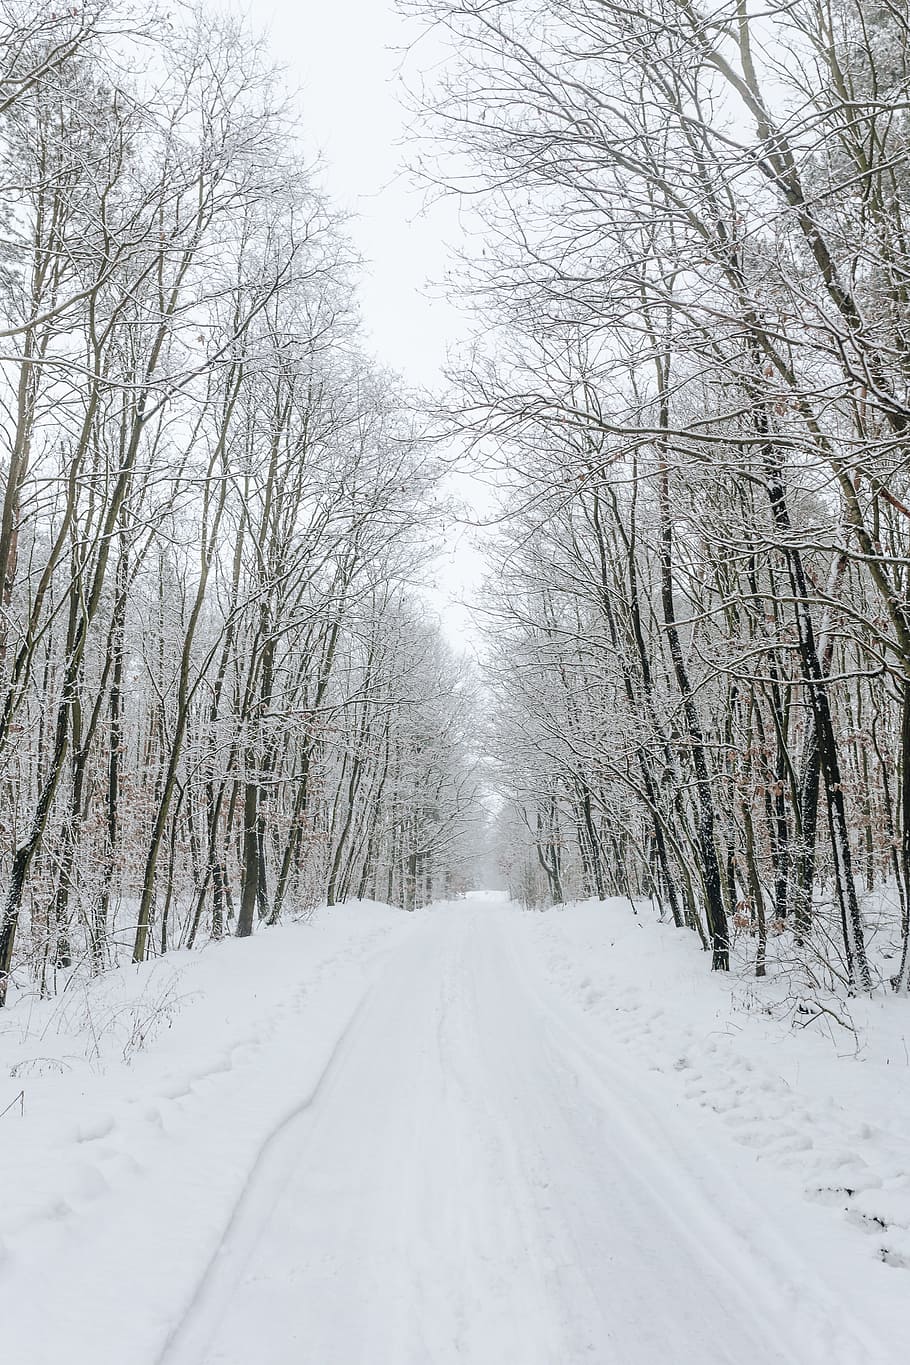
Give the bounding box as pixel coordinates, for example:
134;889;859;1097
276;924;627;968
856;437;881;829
156;900;896;1365
3;895;905;1364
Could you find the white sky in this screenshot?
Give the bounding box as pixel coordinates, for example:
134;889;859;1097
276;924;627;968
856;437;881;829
256;1;463;385
253;0;485;651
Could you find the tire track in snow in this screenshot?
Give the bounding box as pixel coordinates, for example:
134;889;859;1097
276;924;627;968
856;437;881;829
154;935;422;1365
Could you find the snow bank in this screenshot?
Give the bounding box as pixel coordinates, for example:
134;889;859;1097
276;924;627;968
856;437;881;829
518;898;910;1280
0;901;422;1365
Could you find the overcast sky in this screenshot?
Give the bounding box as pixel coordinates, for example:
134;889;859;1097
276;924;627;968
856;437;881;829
257;0;465;386
255;0;484;650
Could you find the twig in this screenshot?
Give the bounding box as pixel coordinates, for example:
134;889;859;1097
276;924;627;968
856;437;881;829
0;1089;24;1120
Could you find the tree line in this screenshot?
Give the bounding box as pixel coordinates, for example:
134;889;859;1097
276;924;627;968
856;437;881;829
405;0;910;991
0;2;477;1005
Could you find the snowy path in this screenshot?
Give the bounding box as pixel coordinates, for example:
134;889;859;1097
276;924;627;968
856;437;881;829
156;900;894;1365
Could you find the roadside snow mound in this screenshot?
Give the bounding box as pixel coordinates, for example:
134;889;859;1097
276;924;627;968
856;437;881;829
0;902;421;1364
522;898;910;1273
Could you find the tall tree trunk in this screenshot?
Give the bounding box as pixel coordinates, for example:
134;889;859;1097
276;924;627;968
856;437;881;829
656;453;729;969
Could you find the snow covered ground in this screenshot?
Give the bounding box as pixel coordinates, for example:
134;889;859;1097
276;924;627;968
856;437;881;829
0;894;907;1363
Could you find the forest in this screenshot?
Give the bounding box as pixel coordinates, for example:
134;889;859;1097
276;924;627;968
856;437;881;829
0;1;478;1006
3;0;910;1006
406;0;910;993
2;4;910;1362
